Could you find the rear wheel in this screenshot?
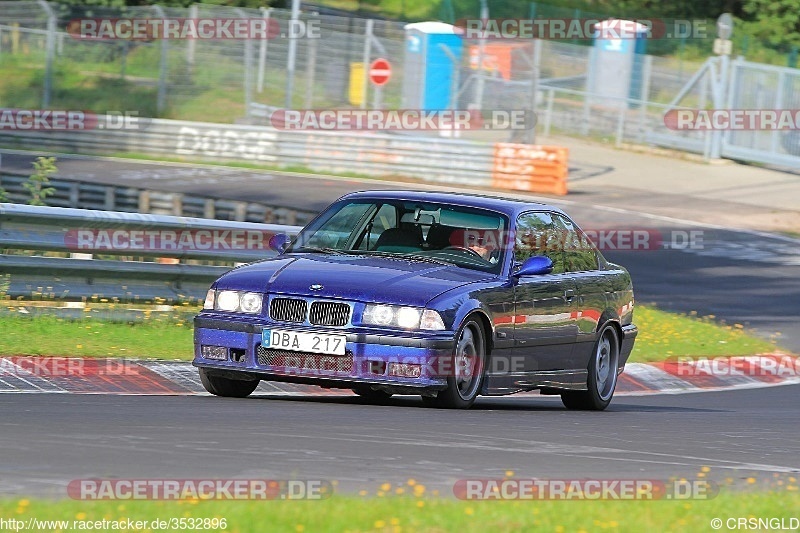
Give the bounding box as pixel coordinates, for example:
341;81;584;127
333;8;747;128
561;324;620;411
425;318;486;409
199;368;259;398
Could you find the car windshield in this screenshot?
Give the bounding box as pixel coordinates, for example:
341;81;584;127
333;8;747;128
285;199;509;274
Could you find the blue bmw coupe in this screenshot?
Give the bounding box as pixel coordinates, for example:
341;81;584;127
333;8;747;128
193;191;637;409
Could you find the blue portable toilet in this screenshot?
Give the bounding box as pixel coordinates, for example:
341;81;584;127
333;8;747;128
587;19;648;109
402;22;463;111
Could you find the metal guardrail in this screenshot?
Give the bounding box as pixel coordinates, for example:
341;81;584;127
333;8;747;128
0;203;302;302
0;171;316;225
0;117;498;189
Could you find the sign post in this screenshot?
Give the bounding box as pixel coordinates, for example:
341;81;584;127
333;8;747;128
369;58;391;109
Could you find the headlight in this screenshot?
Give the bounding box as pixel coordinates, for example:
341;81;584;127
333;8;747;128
239;292;263;314
362;305;445;331
396;307;422;329
211;290;263;314
203;289;215;310
216;290;240;312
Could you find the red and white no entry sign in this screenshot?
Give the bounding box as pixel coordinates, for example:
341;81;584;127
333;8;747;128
369;58;392;86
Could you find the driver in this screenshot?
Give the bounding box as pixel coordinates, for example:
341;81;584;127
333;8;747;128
449;229;499;264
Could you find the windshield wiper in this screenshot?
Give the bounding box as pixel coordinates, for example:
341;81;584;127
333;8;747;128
289;246;348;255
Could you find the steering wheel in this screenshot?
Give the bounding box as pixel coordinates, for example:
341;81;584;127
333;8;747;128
442;245;484;259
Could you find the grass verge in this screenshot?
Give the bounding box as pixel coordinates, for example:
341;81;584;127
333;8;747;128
0;305;781;361
1;489;799;533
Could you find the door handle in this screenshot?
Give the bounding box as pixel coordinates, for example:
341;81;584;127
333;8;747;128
564;289;576;301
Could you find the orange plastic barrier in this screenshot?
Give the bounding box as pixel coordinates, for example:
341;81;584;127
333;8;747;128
491;143;568;195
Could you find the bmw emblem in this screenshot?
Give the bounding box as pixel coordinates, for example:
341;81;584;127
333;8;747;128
309;284;324;291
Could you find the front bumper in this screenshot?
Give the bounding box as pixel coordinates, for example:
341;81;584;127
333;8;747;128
193;314;456;392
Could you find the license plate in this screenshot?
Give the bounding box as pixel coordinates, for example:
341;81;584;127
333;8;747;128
262;329;346;356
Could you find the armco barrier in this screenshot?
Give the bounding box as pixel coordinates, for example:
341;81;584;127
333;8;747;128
0;117;569;195
491;144;569;196
0;171;315;225
0;203;301;301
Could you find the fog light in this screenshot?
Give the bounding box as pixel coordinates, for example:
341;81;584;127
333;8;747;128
201;345;228;361
388;362;422;378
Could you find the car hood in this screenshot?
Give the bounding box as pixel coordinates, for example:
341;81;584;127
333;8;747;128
214;254;492;307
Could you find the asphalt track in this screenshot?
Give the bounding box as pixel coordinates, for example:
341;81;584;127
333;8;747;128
0;385;798;497
1;150;799;499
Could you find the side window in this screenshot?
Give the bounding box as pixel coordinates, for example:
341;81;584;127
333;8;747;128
514;212;565;274
552;214;599;272
358;203;398;250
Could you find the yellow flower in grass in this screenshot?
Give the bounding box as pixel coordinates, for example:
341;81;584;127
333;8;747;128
75;512;87;520
374;520;386;528
380;482;391;492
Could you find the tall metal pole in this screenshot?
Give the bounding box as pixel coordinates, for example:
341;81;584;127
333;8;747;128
284;0;301;109
153;6;169;115
473;0;488;110
360;19;374;110
257;8;272;93
37;0;55;108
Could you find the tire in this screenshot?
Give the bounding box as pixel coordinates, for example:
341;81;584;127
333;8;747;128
199;368;259;398
425;318;486;409
352;387;393;402
561;324;620;411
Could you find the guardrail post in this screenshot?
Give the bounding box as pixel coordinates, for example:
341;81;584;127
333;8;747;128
104;187;115;210
139;190;150;213
172;193;183;216
204;199;215;219
69;182;80;207
234;202;247;222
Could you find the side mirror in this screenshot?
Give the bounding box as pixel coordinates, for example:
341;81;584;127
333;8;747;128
514;255;554;277
269;233;291;254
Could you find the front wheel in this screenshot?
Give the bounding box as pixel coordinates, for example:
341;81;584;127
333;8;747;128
561;324;620;411
425;318;486;409
199;368;259;398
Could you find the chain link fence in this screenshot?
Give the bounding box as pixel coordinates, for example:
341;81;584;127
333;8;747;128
2;2;800;167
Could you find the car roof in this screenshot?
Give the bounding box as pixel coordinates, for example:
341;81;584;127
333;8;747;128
338;190;567;218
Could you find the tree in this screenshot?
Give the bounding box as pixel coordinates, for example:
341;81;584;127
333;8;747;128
742;0;800;48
